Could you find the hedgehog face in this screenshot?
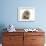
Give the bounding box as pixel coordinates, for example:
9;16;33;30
22;10;30;19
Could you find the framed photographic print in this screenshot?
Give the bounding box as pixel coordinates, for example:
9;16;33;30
18;7;35;21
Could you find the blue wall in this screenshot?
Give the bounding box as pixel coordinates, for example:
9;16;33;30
0;0;46;29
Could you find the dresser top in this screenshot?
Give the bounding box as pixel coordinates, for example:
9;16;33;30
4;29;45;32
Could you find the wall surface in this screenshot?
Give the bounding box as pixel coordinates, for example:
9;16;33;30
0;0;46;30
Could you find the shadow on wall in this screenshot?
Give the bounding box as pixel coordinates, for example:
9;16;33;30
0;24;7;43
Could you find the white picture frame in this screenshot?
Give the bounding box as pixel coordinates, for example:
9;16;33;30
18;7;35;21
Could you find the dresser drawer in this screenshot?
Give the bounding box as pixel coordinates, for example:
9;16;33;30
3;32;23;36
24;32;44;36
3;44;15;46
31;36;45;44
32;44;44;46
3;35;23;44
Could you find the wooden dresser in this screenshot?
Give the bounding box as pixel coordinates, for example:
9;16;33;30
2;30;45;46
